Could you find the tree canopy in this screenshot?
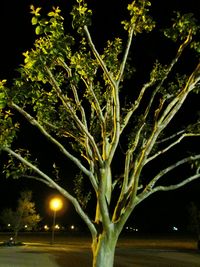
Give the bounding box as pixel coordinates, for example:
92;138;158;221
0;191;41;238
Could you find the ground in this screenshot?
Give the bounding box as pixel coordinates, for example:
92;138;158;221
0;232;200;266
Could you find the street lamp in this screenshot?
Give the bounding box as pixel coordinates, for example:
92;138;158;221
49;197;63;244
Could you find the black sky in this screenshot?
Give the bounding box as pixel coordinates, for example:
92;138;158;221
0;0;200;232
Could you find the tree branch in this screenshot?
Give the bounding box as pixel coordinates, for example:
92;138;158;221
112;123;145;222
83;80;105;124
143;30;193;121
45;66;103;166
107;86;121;165
154;173;200;192
84;25;116;89
126;58;200;209
3;146;97;239
57;58;88;128
158;62;200;127
146;133;200;164
146;154;200;190
84;25;121;165
20;175;55;188
138;172;200;206
116;27;134;84
157;129;185;144
45;62;103;171
10;102;98;192
120;79;155;133
133;63;200;191
43;120;92;163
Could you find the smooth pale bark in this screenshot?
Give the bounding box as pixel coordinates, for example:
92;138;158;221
92;231;118;267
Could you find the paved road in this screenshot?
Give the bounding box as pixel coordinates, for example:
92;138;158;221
115;248;200;267
1;243;200;267
0;245;59;267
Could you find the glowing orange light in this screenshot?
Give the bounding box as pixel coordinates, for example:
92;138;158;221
49;197;63;212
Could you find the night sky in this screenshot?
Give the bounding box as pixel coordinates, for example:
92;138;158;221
0;0;200;233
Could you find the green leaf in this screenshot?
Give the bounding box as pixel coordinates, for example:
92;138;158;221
35;25;42;35
0;102;6;109
31;17;38;25
0;92;6;109
48;11;55;17
30;6;41;16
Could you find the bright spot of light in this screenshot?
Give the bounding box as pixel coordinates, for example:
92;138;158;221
55;224;60;229
44;225;49;231
125;226;138;232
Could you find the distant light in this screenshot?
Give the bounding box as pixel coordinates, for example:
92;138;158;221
172;226;178;231
55;224;60;229
24;225;28;229
125;226;138;232
7;224;11;227
44;225;49;230
70;225;75;230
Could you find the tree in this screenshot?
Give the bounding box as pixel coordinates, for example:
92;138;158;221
187;202;200;236
0;0;200;266
187;202;200;249
0;191;41;239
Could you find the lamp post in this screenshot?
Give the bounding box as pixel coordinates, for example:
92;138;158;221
49;197;63;245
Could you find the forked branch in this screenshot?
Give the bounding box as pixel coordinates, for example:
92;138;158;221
10;102;98;191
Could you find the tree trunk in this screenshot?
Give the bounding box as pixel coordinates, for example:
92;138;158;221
14;229;19;242
92;231;118;267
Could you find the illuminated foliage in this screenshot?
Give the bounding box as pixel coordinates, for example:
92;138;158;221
0;1;199;266
0;191;41;238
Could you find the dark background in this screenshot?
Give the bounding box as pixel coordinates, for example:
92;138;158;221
0;0;200;233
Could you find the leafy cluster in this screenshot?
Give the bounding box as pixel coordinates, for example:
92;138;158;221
22;5;74;83
0;110;18;149
71;0;92;34
102;38;123;77
70;45;97;80
122;0;155;33
0;191;41;234
164;12;200;53
73;172;91;210
3;149;35;179
0;80;7;109
0;81;17;148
